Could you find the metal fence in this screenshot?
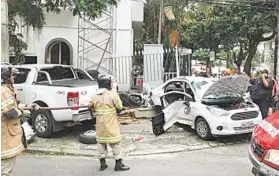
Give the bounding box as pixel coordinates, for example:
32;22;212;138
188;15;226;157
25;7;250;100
112;46;192;91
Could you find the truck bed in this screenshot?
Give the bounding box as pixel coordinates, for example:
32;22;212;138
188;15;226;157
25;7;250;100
35;79;97;87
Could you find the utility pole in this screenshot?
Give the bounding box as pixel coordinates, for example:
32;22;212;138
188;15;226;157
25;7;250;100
1;0;9;62
158;0;163;44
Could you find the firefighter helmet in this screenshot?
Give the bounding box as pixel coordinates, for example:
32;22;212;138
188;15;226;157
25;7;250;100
97;75;112;90
1;65;12;84
1;63;18;84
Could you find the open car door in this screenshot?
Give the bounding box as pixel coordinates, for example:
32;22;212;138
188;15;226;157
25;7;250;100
152;91;193;136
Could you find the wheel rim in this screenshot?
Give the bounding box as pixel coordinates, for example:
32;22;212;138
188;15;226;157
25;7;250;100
35;114;48;133
84;130;96;136
197;121;208;137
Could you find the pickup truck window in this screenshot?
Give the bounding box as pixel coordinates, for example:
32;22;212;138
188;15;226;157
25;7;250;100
41;67;75;80
14;68;30;84
75;70;91;80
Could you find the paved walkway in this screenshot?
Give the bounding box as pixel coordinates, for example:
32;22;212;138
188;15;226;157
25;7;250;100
26;120;251;157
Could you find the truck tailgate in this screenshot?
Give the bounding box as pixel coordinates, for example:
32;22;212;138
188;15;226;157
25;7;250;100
77;85;98;106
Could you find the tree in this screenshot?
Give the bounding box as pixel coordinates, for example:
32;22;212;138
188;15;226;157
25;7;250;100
238;1;277;74
138;0;189;47
4;0;118;62
181;1;277;74
181;3;224;74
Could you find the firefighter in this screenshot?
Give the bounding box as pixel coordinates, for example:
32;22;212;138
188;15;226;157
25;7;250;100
90;75;130;171
1;64;39;175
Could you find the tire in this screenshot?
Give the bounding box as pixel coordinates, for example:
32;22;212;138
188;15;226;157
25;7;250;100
119;93;141;107
31;110;53;138
79;130;97;144
195;117;213;140
81;119;96;130
129;94;143;105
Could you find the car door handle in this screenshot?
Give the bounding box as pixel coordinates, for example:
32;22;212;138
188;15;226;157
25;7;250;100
17;88;23;91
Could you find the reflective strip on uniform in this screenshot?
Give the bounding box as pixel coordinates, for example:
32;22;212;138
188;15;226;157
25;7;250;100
115;105;123;111
95;108;116;115
96;136;121;143
1;144;24;159
1;98;14;109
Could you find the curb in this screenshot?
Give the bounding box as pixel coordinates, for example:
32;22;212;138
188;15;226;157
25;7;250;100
24;149;95;157
23;142;246;158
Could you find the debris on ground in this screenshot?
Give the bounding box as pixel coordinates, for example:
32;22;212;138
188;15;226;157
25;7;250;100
119;93;141;108
118;109;139;124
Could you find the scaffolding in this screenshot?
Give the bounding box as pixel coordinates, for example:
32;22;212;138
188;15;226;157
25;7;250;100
77;7;114;74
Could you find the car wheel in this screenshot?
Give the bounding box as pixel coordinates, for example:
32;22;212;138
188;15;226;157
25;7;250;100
195;117;213;140
79;130;97;144
31;110;53;138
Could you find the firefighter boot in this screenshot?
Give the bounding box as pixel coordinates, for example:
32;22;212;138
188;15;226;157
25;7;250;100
100;158;108;171
114;159;130;171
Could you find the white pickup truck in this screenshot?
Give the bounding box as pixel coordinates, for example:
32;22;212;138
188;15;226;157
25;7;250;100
13;64;98;138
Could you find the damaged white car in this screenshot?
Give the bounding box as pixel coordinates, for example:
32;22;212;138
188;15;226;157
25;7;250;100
150;75;263;140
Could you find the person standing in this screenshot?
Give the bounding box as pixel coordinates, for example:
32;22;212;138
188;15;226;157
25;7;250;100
247;74;256;93
90;75;130;171
1;64;39;176
250;69;274;119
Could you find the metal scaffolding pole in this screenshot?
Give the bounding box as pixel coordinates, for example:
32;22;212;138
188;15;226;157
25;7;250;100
77;7;114;73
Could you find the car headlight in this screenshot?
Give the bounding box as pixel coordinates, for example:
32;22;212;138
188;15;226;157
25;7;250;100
206;106;230;116
264;149;279;166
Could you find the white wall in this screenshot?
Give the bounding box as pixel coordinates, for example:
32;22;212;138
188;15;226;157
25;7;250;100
113;0;134;91
131;0;144;22
18;10;79;66
16;0;142;91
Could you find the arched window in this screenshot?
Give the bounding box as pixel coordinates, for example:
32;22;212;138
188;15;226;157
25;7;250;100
48;41;70;65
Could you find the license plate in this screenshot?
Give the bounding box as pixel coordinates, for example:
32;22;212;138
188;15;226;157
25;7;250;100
241;121;254;128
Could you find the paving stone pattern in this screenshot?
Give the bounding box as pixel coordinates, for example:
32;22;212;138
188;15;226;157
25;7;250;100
26;120;251;157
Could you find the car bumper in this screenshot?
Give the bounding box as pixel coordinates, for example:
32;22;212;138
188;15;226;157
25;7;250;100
209;114;262;136
72;109;95;123
249;147;279;176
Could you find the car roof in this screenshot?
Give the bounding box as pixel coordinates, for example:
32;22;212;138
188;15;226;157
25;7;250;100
13;64;73;69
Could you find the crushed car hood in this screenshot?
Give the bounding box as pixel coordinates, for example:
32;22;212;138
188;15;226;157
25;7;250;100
202;75;249;98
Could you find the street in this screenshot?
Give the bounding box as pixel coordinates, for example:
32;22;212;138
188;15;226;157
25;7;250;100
14;143;253;176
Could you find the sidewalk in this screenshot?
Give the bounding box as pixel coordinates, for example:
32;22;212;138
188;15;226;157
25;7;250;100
25;120;251;157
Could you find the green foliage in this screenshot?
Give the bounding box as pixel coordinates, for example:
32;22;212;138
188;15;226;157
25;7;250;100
181;1;277;74
44;0;118;20
139;0;189;47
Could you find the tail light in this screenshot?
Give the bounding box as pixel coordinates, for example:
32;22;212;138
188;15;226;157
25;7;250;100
67;92;79;110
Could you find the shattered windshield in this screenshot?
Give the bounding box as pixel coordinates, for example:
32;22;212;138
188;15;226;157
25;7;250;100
191;80;213;99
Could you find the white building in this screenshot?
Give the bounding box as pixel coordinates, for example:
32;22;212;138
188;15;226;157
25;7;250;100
13;0;144;91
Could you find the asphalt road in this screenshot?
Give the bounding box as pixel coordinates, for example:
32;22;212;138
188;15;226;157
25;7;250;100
13;143;253;176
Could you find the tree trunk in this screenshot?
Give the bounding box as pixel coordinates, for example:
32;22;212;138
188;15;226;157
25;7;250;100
1;0;9;62
244;43;258;75
226;50;230;68
237;66;241;73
